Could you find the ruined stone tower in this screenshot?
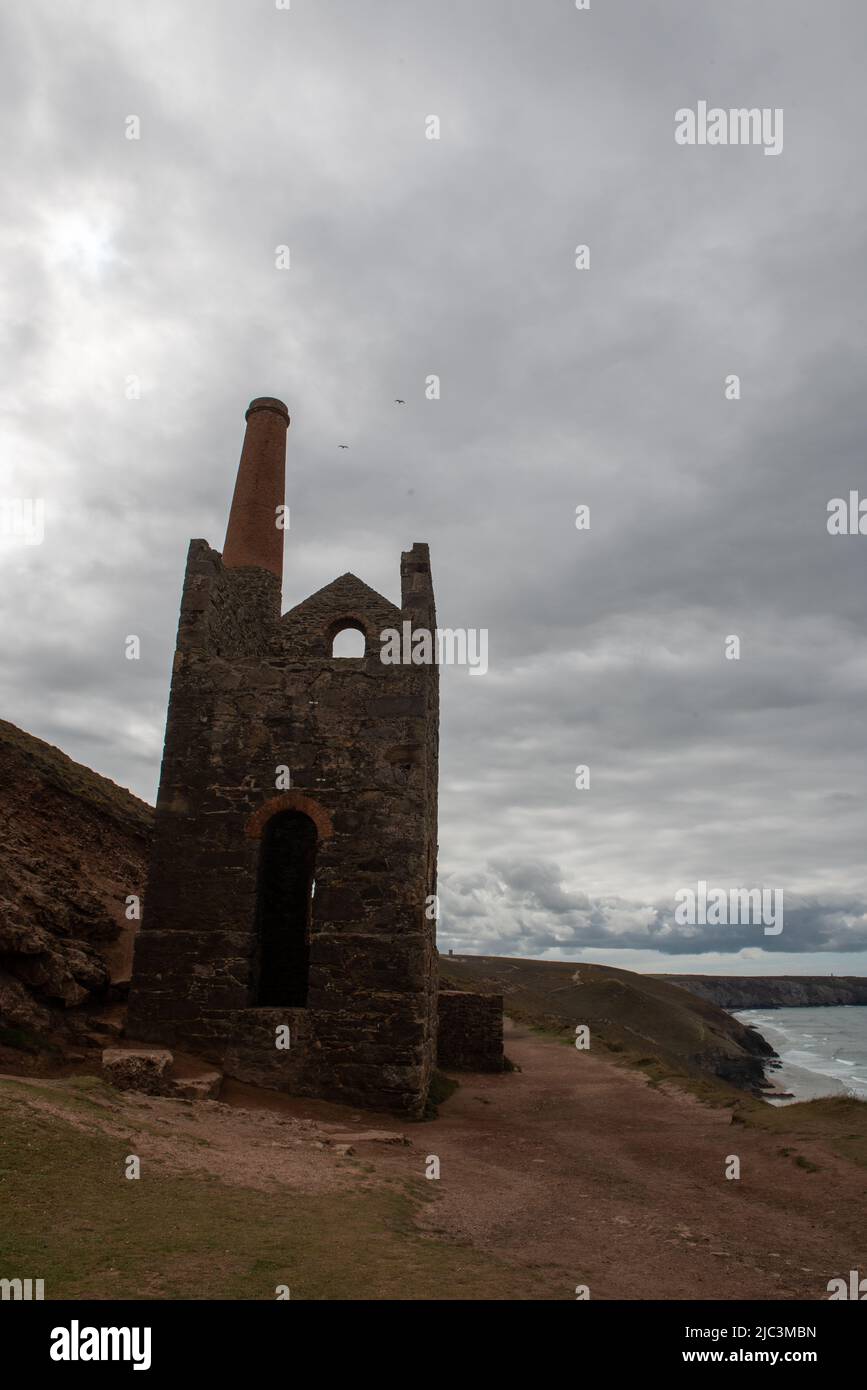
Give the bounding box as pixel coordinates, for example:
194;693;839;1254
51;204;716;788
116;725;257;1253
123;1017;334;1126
126;397;440;1116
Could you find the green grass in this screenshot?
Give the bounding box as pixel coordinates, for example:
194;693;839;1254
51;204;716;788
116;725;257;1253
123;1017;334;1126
0;1079;544;1301
737;1094;867;1169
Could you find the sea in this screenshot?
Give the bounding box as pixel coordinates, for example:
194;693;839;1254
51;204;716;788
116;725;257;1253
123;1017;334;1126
734;1005;867;1104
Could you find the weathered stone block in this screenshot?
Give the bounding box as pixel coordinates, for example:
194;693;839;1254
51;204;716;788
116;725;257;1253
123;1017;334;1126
437;991;504;1072
102;1047;173;1093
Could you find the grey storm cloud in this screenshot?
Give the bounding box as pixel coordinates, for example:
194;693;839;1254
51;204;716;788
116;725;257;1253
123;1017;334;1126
1;1;866;972
439;863;867;961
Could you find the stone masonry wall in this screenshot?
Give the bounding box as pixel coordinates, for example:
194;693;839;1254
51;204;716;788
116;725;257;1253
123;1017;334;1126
127;539;440;1117
437;990;504;1072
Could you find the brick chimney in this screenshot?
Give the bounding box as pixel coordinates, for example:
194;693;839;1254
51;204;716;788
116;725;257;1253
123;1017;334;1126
222;397;290;580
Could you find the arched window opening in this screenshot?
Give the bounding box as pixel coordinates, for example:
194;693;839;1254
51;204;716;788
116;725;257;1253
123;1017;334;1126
331;626;366;658
253;810;317;1007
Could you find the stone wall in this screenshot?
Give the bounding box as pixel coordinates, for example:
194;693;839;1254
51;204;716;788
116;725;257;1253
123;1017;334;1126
126;538;440;1117
437;990;504;1072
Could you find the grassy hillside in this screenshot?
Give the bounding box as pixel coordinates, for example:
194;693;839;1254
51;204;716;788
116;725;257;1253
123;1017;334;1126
0;1073;544;1301
440;954;776;1092
0;719;152;833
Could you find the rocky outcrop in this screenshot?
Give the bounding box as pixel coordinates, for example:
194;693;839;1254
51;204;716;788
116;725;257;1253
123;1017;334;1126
661;975;867;1011
0;719;152;1043
0;970;51;1032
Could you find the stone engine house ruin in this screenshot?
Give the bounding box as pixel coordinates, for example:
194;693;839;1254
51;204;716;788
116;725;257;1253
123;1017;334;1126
127;396;502;1116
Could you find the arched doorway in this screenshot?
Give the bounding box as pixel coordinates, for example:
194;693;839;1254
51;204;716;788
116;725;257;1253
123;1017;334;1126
253;810;317;1007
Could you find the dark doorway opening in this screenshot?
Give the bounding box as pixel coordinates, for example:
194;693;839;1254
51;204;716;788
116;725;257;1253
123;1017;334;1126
253;810;317;1006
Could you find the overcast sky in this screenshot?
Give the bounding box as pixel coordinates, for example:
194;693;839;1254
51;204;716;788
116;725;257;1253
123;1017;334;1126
2;0;866;975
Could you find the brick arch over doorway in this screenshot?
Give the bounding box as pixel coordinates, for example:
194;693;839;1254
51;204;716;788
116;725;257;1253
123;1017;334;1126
245;792;334;842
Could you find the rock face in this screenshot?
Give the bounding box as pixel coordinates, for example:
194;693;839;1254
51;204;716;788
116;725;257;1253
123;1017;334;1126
0;719;152;1041
126;398;442;1118
0;972;51;1032
661;976;867;1010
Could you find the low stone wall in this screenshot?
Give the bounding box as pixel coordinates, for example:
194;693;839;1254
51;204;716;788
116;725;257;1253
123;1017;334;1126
437;990;504;1072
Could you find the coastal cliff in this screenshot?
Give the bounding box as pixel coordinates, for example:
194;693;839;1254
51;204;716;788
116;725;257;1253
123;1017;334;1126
660;975;867;1010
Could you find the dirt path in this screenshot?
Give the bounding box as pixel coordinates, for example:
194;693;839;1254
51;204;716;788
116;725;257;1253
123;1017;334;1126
7;1022;864;1299
372;1021;866;1300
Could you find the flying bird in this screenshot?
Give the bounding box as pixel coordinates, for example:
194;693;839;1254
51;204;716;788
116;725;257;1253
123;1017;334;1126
338;444;349;449
394;399;405;405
